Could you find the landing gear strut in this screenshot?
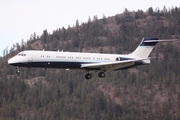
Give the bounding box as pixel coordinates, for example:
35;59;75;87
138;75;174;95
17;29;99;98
16;66;20;74
85;71;106;79
98;71;105;78
85;73;92;79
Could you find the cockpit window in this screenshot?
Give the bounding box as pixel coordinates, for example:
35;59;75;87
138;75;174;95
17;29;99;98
17;53;26;56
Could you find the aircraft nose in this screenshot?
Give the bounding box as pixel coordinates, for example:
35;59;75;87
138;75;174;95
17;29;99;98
8;58;13;65
8;57;18;66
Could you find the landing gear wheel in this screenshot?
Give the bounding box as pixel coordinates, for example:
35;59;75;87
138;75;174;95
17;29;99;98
98;72;105;78
16;66;20;74
85;73;92;79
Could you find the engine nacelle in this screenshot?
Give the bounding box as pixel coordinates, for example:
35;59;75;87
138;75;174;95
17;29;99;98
116;57;121;61
116;57;134;61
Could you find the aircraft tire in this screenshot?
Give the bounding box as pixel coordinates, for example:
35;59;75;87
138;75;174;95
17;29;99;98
98;72;105;78
85;73;92;79
16;67;20;74
16;70;20;74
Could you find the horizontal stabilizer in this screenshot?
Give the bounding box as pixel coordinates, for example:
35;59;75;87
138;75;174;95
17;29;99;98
144;39;178;42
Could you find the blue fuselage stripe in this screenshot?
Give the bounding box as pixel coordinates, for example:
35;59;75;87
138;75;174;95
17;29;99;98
10;61;96;69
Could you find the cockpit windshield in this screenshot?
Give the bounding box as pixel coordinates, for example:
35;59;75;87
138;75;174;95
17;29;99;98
17;53;26;56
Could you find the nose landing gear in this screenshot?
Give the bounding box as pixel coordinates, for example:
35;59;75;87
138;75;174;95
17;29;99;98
16;66;20;74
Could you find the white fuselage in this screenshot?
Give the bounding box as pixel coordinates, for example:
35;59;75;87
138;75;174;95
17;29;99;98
8;50;144;71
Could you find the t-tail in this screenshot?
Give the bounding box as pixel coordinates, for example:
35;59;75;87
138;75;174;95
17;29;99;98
129;37;177;58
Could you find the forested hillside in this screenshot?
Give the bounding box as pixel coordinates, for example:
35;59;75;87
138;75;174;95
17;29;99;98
0;7;180;120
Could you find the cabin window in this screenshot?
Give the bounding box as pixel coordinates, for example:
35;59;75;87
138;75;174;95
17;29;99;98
68;56;73;59
83;57;91;59
57;56;66;58
76;57;81;59
104;58;110;60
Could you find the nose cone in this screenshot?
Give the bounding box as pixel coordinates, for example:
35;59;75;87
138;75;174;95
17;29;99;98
8;58;14;65
8;57;18;66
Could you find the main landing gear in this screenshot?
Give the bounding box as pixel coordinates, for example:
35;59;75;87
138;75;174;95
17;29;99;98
98;71;105;78
85;73;92;79
85;71;105;79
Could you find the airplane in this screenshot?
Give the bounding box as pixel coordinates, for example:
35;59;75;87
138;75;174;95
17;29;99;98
8;37;177;79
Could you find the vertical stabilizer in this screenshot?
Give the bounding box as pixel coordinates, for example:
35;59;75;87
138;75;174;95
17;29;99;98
129;38;159;58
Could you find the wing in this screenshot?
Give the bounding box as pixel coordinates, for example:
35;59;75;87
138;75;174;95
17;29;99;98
81;58;146;71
